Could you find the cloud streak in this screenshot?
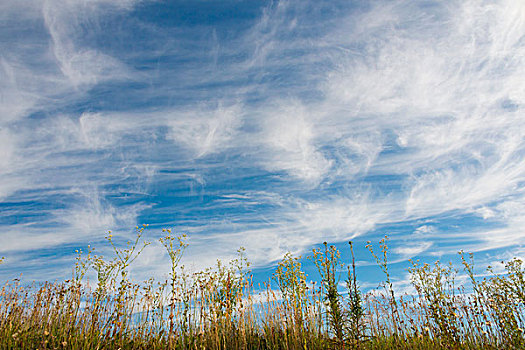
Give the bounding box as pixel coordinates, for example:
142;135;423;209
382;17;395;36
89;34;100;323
1;0;524;283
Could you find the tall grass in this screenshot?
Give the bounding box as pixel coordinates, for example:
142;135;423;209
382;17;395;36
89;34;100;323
1;227;524;349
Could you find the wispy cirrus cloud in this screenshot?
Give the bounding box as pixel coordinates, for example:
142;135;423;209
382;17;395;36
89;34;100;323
43;0;134;88
1;0;524;283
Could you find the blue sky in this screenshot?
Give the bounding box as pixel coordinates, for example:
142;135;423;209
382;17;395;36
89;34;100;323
1;0;525;290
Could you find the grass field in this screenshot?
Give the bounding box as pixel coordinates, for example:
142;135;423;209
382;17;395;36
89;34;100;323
1;226;524;349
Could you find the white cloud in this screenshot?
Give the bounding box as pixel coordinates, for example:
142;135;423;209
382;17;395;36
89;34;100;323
167;103;244;158
394;241;433;259
414;225;435;235
290;195;383;240
260;101;332;184
0;58;41;123
0;128;16;173
317;0;525;220
43;0;132;87
1;0;525;283
78;112;126;149
49;188;148;237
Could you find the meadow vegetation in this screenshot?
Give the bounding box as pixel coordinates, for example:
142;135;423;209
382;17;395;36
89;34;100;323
1;226;524;349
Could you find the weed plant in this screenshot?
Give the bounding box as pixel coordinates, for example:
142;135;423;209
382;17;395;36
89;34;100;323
1;227;524;349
